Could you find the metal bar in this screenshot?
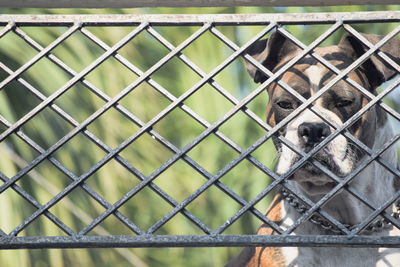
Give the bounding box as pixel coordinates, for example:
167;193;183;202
0;23;81;91
0;62;145;236
276;25;400;153
277;26;400;124
348;139;400;237
77;22;342;235
82;25;272;144
239;22;400;172
146;26;272;133
150;25;363;235
272;26;400;232
84;24;289;164
310;159;400;231
209;26;327;154
6;24;212;236
48;22;393;239
0;22;150;194
265;26;400;229
211;60;400;236
0;22;148;143
0;22;151;235
285;134;400;235
0;171;75;236
281;95;400;235
145;23;352;237
278;29;400;169
10;27;211;235
0;12;399;26
275;79;400;235
76;22;283;235
82;21;373;236
343;24;400;78
79;27;283;234
2;0;400;8
350;169;400;237
0;22;14;38
0;12;399;249
1;235;400;249
146;24;318;191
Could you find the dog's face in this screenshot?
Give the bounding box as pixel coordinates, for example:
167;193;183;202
245;31;399;195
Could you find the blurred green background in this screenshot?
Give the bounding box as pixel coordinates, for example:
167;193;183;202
0;5;399;267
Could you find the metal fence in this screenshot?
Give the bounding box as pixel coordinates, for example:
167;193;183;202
0;11;400;249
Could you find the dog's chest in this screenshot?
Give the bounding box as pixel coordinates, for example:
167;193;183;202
281;246;400;267
281;246;387;267
377;228;400;266
279;206;400;267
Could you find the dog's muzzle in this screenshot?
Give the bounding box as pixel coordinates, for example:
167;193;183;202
297;122;331;152
275;108;354;195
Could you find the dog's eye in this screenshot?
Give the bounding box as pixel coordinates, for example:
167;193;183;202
336;99;353;108
277;100;294;110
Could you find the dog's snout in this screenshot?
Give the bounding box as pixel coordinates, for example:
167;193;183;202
298;122;331;146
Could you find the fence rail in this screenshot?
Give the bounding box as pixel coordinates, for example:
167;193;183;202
0;11;399;249
0;11;399;26
1;0;400;8
2;235;400;249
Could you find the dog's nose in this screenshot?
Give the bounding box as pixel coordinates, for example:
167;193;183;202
298;122;331;147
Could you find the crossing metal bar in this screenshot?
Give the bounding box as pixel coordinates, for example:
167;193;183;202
210;25;400;232
0;11;399;249
11;25;212;235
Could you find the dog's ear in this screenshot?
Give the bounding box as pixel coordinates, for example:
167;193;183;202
244;31;300;83
339;33;400;89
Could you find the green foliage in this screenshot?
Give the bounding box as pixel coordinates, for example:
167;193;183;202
0;5;398;267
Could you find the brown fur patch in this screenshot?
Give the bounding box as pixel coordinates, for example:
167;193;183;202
226;194;285;267
246;194;285;267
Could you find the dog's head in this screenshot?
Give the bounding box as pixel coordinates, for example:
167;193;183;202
245;31;400;195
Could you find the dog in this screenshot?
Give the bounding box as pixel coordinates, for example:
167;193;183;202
226;30;400;266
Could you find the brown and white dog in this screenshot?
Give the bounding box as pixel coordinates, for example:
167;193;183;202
227;31;400;266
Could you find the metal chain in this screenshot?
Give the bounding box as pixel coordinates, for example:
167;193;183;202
280;188;400;234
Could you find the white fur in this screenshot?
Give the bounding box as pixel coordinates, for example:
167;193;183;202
276;106;353;181
279;119;399;266
305;65;324;89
